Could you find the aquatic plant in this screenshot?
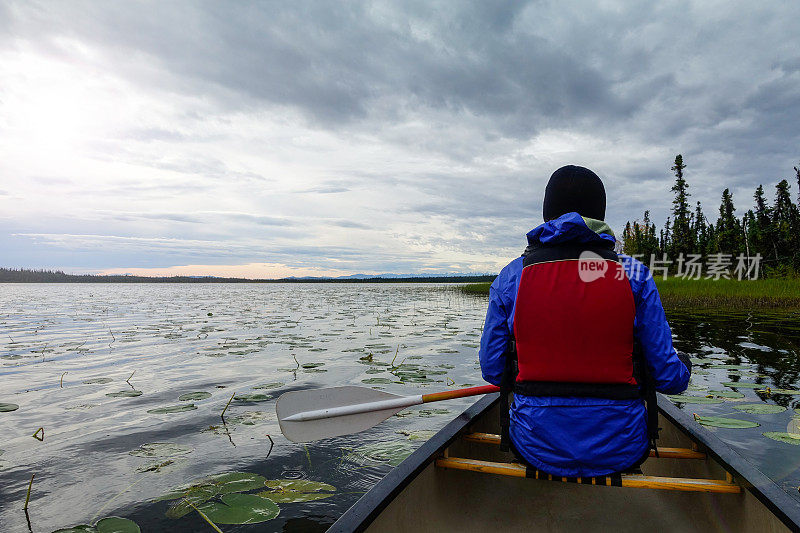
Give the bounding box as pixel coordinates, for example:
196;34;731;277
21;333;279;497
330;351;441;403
0;402;19;412
129;443;193;458
762;432;800;445
147;404;197;414
693;415;760;428
260;479;337;503
178;392;211;401
731;404;786;414
52;516;140;533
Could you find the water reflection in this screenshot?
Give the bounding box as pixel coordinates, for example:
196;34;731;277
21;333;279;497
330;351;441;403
0;283;486;532
2;284;799;531
668;309;800;496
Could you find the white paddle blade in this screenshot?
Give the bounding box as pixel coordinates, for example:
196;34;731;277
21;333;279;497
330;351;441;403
277;386;417;443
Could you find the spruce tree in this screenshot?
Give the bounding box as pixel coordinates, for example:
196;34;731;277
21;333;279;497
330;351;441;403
752;185;774;260
773;179;800;268
670;155;691;259
641;210;660;259
622;221;633;254
795;164;800;206
716;188;743;254
692;201;707;256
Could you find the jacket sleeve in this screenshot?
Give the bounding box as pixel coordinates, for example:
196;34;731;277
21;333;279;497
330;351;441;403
629;261;691;394
479;274;513;386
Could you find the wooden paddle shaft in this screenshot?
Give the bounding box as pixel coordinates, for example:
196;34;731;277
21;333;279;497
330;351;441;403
282;385;501;422
422;385;501;403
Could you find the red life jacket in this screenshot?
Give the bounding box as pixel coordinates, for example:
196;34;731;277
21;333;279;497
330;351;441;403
512;242;637;387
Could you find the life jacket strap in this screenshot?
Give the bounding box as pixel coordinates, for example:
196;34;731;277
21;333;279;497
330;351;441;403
513;381;641;399
498;338;518;452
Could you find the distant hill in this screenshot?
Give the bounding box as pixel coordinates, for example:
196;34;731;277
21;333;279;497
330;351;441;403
0;267;496;284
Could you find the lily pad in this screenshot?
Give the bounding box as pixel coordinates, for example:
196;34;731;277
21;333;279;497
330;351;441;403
731;404;786;414
767;389;800;395
708;390;745;399
106;390;143;398
689;357;717;364
253;382;284;390
722;382;764;389
417;408;451;417
83;378;113;384
135;459;185;474
65;404;98;410
130;442;193;458
260;479;336;503
708;364;753;370
178;392;211;401
350;441;414;466
197;493;279;524
694;415;760;428
665;395;724;404
96;517;141;533
362;377;395;384
53;517;140;533
396;430;436;441
0;402;19;412
147;404;197;414
762;432;800;445
163;485;219;519
161;471;268;518
301;362;324;369
208;472;268;493
234;394;272;402
226;411;273;426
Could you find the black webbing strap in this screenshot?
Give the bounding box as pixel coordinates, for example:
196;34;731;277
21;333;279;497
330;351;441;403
523;466;623;487
513;381;641;399
498;338;518;452
633;341;661;457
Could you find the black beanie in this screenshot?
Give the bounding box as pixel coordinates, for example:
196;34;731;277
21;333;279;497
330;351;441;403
542;165;606;221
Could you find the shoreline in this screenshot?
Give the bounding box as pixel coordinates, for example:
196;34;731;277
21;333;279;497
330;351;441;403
459;278;800;310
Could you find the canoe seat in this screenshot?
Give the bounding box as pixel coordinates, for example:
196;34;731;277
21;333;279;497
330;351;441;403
435;457;741;494
462;432;707;460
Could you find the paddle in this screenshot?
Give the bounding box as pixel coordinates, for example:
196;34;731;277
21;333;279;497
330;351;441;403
276;384;500;442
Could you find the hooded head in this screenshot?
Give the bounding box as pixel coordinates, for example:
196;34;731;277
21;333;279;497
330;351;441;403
542;165;606;221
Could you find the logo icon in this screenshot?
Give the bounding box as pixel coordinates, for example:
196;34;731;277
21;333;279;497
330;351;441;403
578;251;608;282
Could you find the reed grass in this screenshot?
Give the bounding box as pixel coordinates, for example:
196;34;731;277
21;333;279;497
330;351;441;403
185;498;223;533
221;392;235;418
654;277;800;309
459;278;800;309
23;473;34;510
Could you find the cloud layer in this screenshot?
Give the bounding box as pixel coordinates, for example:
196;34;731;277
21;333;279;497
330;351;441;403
2;1;799;276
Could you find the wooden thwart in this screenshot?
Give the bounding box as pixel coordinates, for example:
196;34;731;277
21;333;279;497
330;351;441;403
435;457;741;494
462;433;706;460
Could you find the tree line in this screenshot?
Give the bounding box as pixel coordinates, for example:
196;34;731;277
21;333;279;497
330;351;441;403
0;268;495;284
622;155;800;277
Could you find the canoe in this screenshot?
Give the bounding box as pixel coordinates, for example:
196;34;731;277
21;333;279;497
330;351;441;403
330;393;800;532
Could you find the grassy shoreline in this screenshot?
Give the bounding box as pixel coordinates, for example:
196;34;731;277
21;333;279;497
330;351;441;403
460;278;800;309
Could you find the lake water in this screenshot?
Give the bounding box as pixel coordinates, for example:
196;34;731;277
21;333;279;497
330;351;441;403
1;283;799;532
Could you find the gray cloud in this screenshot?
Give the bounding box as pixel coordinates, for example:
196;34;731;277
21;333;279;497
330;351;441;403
3;1;800;275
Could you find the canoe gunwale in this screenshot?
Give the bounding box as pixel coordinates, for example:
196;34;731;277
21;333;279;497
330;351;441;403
657;394;800;530
328;392;501;533
329;392;800;532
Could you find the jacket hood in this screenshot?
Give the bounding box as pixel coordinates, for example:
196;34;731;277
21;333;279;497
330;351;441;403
526;212;616;247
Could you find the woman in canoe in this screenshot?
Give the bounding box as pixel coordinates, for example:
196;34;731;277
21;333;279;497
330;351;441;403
479;165;692;478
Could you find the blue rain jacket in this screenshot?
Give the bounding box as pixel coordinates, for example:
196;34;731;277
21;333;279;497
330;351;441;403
479;212;690;477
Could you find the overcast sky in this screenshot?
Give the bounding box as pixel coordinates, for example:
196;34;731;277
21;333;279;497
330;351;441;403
1;1;799;277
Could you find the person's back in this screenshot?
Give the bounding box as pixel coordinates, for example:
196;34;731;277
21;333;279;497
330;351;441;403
479;165;691;477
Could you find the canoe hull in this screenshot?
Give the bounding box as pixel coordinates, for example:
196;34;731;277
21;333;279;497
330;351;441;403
331;394;799;533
